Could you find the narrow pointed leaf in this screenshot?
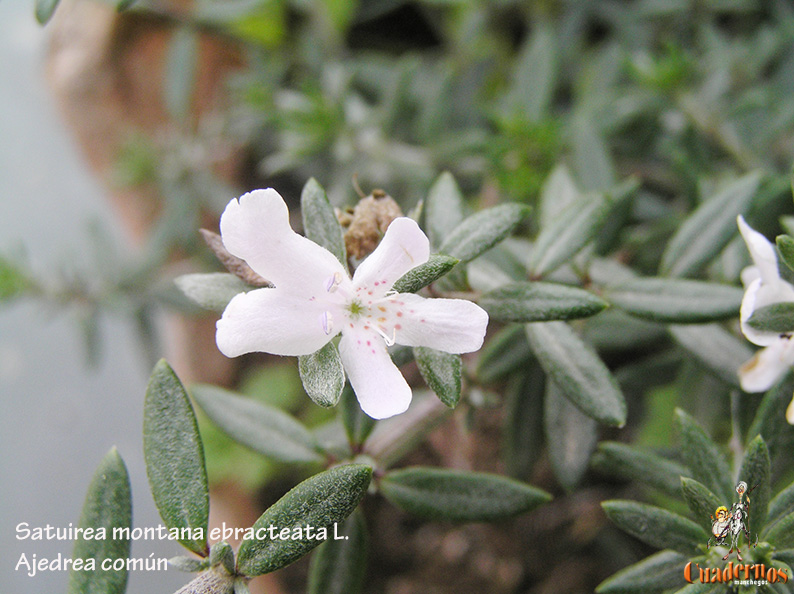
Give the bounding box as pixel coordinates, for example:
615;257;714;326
768;479;794;526
175;273;248;312
391;254;459;293
591;442;690;497
675;408;732;502
298;342;345;408
747;371;794;463
765;511;794;548
525;321;626;427
509;24;556;121
476;324;533;384
528;194;612;277
777;235;794;273
301;178;346;264
237;464;372;576
738;435;770;536
67;448;131;594
595;550;688;593
606;278;742;323
669;324;754;388
746;302;794;333
481;282;608;323
671;580;724;594
681;477;723;534
340;385;376;446
660;171;762;277
191;385;323;463
425;172;465;248
545;380;598;490
539;165;580;229
503;365;545;480
601;500;707;555
35;0;60;24
571;118;615;192
143;360;209;556
307;509;368;594
414;347;461;408
164;27;199;122
439;204;530;264
380;467;551;522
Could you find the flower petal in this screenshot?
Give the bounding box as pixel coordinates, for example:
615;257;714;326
787;395;794;425
339;330;412;419
391;293;488;354
216;288;339;357
738;339;794;393
352;217;429;296
220;189;348;295
737;215;780;285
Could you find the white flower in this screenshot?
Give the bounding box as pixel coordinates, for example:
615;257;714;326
736;215;794;424
215;188;489;419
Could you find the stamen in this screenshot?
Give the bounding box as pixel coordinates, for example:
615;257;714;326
374;326;397;347
321;311;334;335
325;272;343;293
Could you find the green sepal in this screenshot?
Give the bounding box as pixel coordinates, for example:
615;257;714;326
413;347;461;408
143;360;209;556
236;464;372;576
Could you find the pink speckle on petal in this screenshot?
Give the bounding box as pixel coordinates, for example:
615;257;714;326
374;281;380;286
371;349;376;354
395;324;402;330
396;311;403;317
366;340;371;346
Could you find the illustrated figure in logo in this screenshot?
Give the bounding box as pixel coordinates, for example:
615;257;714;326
709;481;757;561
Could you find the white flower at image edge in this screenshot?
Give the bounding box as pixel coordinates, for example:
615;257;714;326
215;189;489;420
737;215;794;424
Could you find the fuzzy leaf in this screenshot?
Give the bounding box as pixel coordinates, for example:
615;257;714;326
67;448;132;594
525;322;626;427
425;172;465;248
606;278;742;323
307;509;368;594
602;500;707;555
776;235;794;273
439;204;530;264
681;477;723;534
509;24;556;121
143;360;209;556
768;478;794;526
298;342;345;408
191;385;323;464
391;254;459;293
301;178;346;264
595;550;688;593
676;408;733;502
539;165;580;228
340;385;376;446
528;193;612;277
545;380;598;490
481;282;608;323
476;324;533;384
236;464;371;576
380;467;551;522
746;302;794;333
175;273;248;312
591;442;689;497
503;365;545;480
35;0;60;24
765;511;794;548
660;171;762;277
738;435;770;536
669;324;753;389
413;347;461;408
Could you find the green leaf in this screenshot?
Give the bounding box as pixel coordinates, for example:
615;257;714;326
508;24;557;122
503;365;545;480
660;171;762;277
35;0;60;24
0;255;32;302
601;500;707;555
738;435;770;536
671;583;724;594
413;347;461;408
746;302;794;333
117;0;137;9
340;385;376;446
591;442;690;498
191;385;323;464
525;322;626;427
236;464;372;576
67;448;132;594
301;178;346;264
391;254;459;293
298;342;345;408
307;509;368;594
143;360;209;556
681;477;723;534
481;282;608;323
425;172;465;248
595;550;688;593
538;165;581;229
439;204;530;265
669;324;754;389
768;478;794;526
571;117;615;192
476;324;533;384
528;193;612;277
380;467;551;522
606;278;742;323
209;542;235;575
174;273;248;312
765;511;794;548
777;235;794;273
164;27;199;122
675;408;733;502
746;371;794;463
544;380;598;490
